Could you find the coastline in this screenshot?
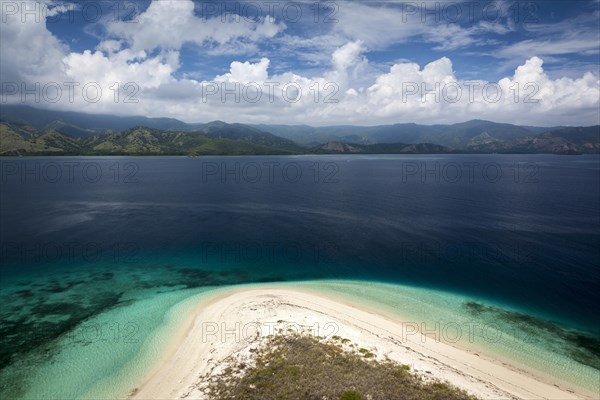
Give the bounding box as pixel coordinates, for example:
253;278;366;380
127;282;597;400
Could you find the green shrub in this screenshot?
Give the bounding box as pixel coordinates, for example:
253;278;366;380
339;390;363;400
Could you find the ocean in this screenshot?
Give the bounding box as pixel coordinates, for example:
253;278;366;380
0;154;599;398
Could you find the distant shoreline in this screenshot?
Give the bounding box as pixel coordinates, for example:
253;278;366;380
0;151;590;157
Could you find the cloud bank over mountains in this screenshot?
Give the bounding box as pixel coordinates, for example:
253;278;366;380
1;0;598;126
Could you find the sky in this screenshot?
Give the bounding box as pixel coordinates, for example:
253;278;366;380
1;0;599;126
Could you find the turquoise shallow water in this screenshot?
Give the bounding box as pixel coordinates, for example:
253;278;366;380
0;258;228;399
1;272;598;398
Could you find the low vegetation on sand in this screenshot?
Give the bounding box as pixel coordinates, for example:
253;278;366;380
206;334;478;400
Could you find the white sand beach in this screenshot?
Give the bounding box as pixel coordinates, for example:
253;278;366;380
129;285;596;400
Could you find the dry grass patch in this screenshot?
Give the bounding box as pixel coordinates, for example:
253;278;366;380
206;334;478;400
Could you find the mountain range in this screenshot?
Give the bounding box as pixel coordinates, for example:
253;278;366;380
0;105;598;155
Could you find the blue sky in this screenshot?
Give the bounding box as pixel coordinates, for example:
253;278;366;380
43;0;600;80
1;0;599;125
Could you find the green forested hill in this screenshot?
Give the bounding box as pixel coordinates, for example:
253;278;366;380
1;120;598;156
0;124;296;156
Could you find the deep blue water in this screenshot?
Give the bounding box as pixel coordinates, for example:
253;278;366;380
1;154;599;333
